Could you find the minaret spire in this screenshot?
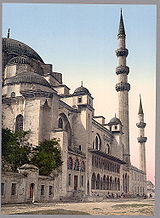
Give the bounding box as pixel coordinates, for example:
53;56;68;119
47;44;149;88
136;95;147;173
138;94;144;115
118;9;126;37
115;10;130;164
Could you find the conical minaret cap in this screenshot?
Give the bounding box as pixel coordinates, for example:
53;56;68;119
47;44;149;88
118;9;126;36
138;94;144;115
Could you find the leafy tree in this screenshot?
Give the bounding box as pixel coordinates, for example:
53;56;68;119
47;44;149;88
2;128;63;176
30;139;63;176
2;128;31;171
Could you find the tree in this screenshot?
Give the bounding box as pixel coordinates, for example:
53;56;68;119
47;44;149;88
30;139;63;176
2;128;31;171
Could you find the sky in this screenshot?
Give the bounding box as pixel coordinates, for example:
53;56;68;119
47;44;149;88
2;3;156;184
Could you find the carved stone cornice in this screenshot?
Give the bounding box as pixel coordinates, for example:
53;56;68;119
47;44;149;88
2;96;24;105
137;136;147;143
136;122;146;128
115;82;130;92
20;90;54;98
115;48;128;57
116;66;129;75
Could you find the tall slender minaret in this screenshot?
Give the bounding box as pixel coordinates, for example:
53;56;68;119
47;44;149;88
136;95;147;173
115;9;130;164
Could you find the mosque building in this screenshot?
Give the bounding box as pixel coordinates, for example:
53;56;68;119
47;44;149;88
1;10;147;203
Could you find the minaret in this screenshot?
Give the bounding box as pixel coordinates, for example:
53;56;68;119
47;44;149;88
136;95;147;173
115;9;130;163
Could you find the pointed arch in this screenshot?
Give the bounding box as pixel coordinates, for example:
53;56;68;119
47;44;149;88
67;157;73;170
96;173;100;190
74;159;79;171
93;133;101;150
91;173;96;189
81;161;85;172
58;117;63;129
15;114;23;131
58;113;72;147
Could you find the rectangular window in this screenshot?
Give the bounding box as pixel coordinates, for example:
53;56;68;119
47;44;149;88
41;185;45;195
1;183;4;196
78;97;82;103
11;183;16;195
81;175;84;187
68;174;71;186
49;186;52;195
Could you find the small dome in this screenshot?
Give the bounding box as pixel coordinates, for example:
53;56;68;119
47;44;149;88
7;55;32;66
108;116;122;126
5;72;51;88
74;86;90;95
19;164;39;170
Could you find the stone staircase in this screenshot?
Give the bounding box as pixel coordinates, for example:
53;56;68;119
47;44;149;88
59;190;85;202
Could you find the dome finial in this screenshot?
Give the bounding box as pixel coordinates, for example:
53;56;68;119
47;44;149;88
7;28;10;38
81;81;83;87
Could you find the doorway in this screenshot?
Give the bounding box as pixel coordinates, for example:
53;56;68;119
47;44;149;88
30;183;35;202
74;175;78;191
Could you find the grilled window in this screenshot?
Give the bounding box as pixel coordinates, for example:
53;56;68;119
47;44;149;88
49;186;52;195
11;183;16;195
1;183;4;196
41;185;45;195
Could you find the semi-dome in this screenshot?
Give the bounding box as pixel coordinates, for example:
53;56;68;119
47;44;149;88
74;86;90;95
108;116;122;126
7;55;32;66
5;72;51;88
2;38;44;66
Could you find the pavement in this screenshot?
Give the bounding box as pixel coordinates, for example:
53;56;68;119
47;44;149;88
1;198;155;216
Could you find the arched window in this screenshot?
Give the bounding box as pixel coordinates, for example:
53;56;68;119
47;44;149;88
96;174;100;190
95;136;99;149
15;114;23;131
106;176;109;190
91;173;96;189
67;157;73;170
81;161;85;172
106;144;110;154
115;177;117;190
74;159;79;171
100;177;103;190
11;92;15;98
93;134;101;150
58;117;63;129
110;177;112;190
103;175;106;190
117;178;120;191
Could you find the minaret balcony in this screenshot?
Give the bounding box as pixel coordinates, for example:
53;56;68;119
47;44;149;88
136;122;146;128
137;136;147;143
115;48;128;57
116;66;129;75
115;82;130;92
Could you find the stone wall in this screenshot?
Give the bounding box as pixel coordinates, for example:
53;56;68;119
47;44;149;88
1;164;60;204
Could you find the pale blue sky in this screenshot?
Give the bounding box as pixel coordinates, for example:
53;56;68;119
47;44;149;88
2;3;156;183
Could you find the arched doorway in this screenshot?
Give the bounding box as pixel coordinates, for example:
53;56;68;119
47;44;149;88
30;183;35;203
87;180;90;195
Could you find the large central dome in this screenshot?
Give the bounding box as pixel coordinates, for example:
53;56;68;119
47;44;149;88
2;38;44;68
